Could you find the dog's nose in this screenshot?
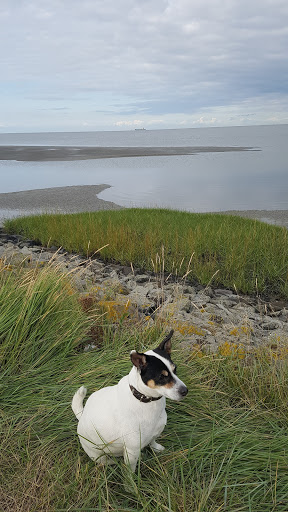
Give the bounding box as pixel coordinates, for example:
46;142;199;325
180;386;188;397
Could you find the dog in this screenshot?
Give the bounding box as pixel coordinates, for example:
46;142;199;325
72;330;188;471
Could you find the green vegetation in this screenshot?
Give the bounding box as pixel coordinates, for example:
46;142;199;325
2;209;288;510
0;261;89;375
4;208;288;298
1;260;288;511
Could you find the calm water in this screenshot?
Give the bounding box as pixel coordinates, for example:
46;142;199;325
0;124;287;212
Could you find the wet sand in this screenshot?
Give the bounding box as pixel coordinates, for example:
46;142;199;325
0;185;122;222
0;145;256;161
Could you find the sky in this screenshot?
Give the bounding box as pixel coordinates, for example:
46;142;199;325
0;0;288;132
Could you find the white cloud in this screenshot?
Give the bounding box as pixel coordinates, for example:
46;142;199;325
114;119;143;127
194;117;217;125
0;0;287;131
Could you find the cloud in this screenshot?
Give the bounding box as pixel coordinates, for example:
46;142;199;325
114;119;143;127
0;0;287;130
194;117;217;125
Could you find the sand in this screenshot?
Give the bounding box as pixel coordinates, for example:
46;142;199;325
0;185;122;224
0;145;256;161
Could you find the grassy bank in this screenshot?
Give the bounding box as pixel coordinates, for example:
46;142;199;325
1;261;288;511
4;208;288;298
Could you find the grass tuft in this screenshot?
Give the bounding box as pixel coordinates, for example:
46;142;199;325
0;260;89;374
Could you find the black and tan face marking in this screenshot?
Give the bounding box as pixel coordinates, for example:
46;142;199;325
139;354;176;390
131;330;188;399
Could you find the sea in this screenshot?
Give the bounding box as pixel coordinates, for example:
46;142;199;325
0;124;287;214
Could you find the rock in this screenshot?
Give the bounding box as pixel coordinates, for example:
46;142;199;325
260;320;281;331
177;298;192;313
183;285;195;295
146;287;167;304
124;279;137;291
135;274;150;283
191;291;211;305
215;288;234;296
1;230;288;353
280;310;288;322
255;304;269;315
20;246;32;256
204;286;215;298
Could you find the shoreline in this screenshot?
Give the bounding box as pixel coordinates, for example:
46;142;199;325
0;185;122;223
214;209;288;228
0;184;288;228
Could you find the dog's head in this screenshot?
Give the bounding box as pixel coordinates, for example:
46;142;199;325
130;330;188;401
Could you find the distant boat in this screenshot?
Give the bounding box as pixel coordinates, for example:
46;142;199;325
135;128;146;130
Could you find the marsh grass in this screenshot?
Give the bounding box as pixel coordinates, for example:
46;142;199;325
4;208;288;298
1;263;288;511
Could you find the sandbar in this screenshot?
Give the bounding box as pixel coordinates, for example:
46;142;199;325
0;145;256;161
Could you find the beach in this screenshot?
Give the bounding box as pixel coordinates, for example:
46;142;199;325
0;184;288;228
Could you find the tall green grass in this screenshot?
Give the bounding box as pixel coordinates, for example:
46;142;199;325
0;261;89;375
1;263;288;511
4;208;288;298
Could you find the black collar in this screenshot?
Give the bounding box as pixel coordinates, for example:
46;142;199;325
129;384;162;403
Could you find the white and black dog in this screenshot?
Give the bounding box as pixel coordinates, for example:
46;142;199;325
72;330;188;471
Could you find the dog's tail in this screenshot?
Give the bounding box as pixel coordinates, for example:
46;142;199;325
72;386;87;420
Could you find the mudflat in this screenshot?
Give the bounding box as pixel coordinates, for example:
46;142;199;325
0;145;255;161
0;185;121;216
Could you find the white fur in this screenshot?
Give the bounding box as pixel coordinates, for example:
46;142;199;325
72;350;187;471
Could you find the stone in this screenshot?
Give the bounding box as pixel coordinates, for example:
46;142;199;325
1;230;288;354
20;246;32;256
183;285;195;294
204;286;215;298
135;274;150;283
260;320;281;331
177;298;192;313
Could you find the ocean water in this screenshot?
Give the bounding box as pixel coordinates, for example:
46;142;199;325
0;124;287;212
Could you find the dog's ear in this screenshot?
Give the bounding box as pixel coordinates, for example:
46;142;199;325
156;329;174;354
130;350;147;370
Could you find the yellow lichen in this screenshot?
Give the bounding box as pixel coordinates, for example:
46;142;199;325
98;299;133;321
218;341;246;359
229;325;253;337
171;319;205;336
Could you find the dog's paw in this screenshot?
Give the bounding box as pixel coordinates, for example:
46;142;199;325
150;441;165;452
